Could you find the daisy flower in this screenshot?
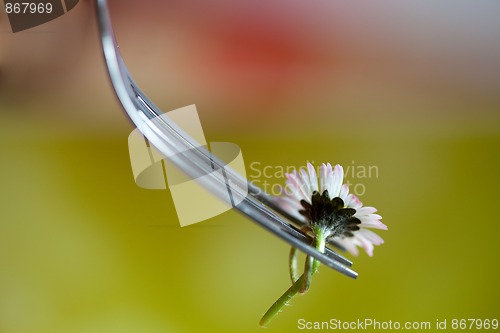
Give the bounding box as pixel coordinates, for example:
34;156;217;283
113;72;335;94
273;162;387;256
260;162;387;327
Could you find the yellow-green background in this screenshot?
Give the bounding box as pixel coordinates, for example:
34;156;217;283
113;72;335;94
1;1;499;332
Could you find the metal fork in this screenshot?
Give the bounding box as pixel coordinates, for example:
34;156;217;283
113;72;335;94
94;0;358;279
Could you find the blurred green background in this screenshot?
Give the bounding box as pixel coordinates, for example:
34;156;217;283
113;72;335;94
1;1;499;332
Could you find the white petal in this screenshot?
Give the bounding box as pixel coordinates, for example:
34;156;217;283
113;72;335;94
334;237;360;257
299;168;312;199
277;195;302;210
345;194;363;209
356;206;378;215
331;227;385;257
324;163;334;196
358;228;384;245
282;183;300;202
307;162;319;193
272;197;306;223
330;164;344;197
319;164;328;194
285;172;309;202
339;184;349;202
359;220;388;230
356;233;375;257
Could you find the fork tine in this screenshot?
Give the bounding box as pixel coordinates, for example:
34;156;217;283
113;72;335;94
280;224;353;267
95;0;357;279
253;187;353;265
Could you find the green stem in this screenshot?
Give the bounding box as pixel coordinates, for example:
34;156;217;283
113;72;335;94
260;228;327;327
300;227;326;294
300;255;314;294
291;225;311;285
259;273;308;327
289;246;299;284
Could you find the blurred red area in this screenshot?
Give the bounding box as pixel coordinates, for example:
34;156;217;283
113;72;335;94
0;0;498;127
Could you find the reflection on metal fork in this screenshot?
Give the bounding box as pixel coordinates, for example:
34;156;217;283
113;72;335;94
94;0;358;279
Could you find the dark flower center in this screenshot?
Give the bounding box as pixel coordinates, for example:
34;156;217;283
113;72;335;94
299;190;360;238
